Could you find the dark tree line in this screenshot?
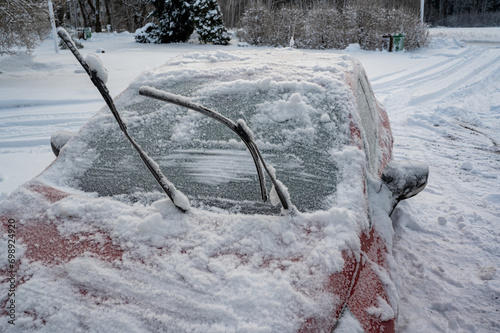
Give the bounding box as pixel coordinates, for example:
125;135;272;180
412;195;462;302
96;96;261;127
45;0;500;34
55;0;231;39
54;0;152;33
219;0;499;28
425;0;500;26
2;0;499;54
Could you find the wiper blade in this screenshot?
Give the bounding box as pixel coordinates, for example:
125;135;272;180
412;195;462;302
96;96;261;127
58;28;190;212
139;86;291;211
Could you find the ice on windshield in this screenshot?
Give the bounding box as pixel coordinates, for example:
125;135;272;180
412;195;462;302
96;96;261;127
44;50;356;214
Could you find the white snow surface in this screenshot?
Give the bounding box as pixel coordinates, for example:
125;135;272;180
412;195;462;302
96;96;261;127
85;53;109;84
0;28;500;331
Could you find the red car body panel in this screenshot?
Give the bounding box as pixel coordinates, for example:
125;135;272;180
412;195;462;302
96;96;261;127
298;91;396;332
1;182;395;332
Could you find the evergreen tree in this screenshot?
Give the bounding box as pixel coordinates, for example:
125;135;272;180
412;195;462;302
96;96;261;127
136;0;194;43
191;0;230;45
136;0;231;44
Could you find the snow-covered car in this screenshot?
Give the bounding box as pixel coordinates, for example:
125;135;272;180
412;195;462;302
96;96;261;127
1;49;428;332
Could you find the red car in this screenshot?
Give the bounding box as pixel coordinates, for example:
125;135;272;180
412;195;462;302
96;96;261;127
1;49;427;332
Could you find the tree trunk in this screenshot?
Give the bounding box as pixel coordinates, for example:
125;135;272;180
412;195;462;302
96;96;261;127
95;0;102;32
104;0;113;30
78;0;89;27
85;0;96;30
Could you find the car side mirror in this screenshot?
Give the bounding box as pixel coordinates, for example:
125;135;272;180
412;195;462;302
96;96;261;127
382;160;429;212
51;131;76;157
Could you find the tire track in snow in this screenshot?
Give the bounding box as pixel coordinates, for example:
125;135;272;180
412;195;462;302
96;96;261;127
408;50;500;106
382;43;500;333
0;102;100;149
371;47;475;91
0;98;101;109
373;47;500;108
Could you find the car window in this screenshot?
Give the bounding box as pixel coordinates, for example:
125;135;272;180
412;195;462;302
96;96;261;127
356;73;379;175
71;74;351;214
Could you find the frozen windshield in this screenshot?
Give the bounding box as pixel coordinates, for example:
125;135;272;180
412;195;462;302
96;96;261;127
55;51;354;214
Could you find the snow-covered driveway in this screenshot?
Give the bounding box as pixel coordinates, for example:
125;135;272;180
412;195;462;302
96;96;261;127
366;38;500;331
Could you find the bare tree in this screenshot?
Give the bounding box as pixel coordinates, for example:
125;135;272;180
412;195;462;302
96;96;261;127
60;0;152;32
218;0;251;27
0;0;51;54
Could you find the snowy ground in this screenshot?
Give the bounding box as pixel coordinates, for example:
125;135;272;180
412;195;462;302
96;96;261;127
1;27;499;332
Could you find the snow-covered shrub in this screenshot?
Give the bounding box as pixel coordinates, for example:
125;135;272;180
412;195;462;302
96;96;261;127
58;30;84;49
354;6;393;50
135;22;160;43
191;0;230;45
398;11;430;49
273;8;305;46
240;5;303;47
240;4;430;51
238;5;273;45
298;6;356;50
353;6;430;51
273;8;304;47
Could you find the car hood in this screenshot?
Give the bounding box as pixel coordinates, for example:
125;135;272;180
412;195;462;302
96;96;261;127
1;178;368;332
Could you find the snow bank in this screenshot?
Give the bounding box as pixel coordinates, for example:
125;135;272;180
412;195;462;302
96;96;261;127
0;53;37;73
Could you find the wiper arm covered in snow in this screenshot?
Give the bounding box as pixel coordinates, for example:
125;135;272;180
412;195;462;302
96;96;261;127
139;86;292;212
57;28;190;212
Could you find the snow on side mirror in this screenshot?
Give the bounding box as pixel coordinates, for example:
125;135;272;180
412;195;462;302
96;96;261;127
382;160;429;208
50;131;76;157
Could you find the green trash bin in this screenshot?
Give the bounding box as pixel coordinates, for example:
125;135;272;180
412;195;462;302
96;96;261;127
84;27;92;40
393;33;405;52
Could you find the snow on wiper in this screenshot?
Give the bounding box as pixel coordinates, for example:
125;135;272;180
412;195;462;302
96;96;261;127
139;86;292;212
57;28;190;212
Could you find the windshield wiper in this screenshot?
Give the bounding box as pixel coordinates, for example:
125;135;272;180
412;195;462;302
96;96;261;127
57;28;190;212
139;86;291;211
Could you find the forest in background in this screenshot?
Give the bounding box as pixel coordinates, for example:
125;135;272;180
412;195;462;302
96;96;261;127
220;0;500;28
1;0;499;54
44;0;500;32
